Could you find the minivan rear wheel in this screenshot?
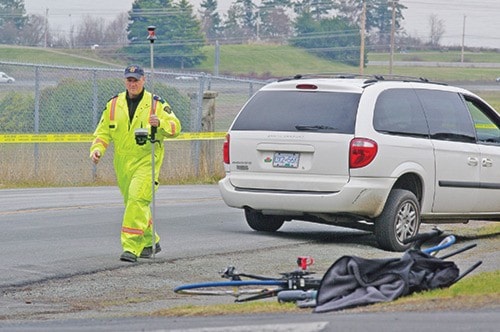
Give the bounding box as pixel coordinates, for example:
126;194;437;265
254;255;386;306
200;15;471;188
374;189;420;252
245;209;285;232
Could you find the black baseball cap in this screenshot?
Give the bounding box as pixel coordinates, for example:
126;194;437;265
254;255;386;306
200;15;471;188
124;65;144;79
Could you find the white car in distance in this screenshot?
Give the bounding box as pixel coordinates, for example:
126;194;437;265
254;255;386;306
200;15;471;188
0;72;15;83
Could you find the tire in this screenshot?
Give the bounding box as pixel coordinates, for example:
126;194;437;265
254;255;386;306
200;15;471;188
174;280;285;298
245;209;285;232
374;189;420;252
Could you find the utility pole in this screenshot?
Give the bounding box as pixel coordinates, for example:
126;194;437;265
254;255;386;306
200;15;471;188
359;0;366;75
44;8;49;48
69;14;73;49
389;1;396;74
214;40;220;76
461;15;466;63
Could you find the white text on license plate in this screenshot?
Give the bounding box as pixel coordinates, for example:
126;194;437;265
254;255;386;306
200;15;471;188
273;152;300;168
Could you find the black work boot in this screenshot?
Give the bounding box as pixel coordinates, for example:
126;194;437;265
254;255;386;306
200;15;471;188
120;251;137;262
140;243;162;258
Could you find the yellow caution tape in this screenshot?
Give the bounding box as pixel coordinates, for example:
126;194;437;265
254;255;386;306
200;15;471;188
0;132;227;143
475;123;498;129
171;132;227;141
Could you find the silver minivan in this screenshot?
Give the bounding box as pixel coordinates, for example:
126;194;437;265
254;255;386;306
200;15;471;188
219;75;500;251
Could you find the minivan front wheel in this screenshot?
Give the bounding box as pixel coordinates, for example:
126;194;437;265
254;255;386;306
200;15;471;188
374;189;420;252
245;209;285;232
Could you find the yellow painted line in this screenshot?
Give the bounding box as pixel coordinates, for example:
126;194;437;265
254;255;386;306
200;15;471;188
0;132;226;143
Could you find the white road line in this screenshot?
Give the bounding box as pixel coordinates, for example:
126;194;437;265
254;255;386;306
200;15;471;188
165;321;329;332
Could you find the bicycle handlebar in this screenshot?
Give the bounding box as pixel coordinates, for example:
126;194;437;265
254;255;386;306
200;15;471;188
278;290;317;303
422;235;456;254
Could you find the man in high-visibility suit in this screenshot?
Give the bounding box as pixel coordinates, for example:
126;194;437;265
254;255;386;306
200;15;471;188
90;64;181;262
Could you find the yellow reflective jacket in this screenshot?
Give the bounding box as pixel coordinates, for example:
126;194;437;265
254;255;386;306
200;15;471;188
90;90;181;181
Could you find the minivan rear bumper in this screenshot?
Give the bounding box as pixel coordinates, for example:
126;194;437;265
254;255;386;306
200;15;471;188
218;176;395;218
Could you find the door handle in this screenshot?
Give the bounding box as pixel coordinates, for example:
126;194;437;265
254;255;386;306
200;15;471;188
467;157;478;166
482;158;493;167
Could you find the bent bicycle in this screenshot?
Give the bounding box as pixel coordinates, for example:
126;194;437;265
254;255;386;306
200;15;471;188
173;256;321;302
174;228;481;305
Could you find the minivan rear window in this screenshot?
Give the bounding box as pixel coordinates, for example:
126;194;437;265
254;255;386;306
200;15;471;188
231;90;360;134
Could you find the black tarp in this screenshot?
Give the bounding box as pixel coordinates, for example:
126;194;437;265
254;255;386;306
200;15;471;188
314;249;460;313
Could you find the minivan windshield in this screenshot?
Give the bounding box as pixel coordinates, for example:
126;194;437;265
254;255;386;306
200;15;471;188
231;90;361;134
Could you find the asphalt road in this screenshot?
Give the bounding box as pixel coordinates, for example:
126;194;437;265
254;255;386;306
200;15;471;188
0;185;498;331
1;185;366;288
0;185;299;287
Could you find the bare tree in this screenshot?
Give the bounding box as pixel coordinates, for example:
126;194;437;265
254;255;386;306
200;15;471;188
50;31;70;48
428;14;445;47
20;14;46;46
72;13;128;48
104;13;129;47
259;6;292;42
74;15;106;48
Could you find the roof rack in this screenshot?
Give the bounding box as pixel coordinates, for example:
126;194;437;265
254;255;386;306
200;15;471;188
278;73;371;81
278;73;446;86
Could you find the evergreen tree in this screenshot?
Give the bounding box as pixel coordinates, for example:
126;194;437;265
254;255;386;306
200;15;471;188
236;0;257;36
200;0;222;43
172;0;206;68
0;0;28;44
221;3;247;43
291;12;364;66
367;0;406;48
126;0;205;68
293;0;334;20
334;0;406;48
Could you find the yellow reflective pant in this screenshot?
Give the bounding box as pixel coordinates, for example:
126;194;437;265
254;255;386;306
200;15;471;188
117;157;159;257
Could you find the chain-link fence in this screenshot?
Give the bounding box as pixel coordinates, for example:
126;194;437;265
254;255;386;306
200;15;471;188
0;61;266;187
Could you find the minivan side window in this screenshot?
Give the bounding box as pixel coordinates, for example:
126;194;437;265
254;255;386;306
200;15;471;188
231;90;360;134
415;89;476;143
373;88;429;137
464;96;500;144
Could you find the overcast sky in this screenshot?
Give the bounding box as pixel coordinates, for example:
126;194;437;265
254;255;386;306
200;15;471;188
23;0;500;49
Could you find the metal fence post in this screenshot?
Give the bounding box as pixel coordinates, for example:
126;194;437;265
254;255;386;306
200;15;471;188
201;91;218;175
191;74;206;176
34;66;41;177
91;69;99;180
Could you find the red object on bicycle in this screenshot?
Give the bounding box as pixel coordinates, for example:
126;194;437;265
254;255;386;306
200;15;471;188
297;256;314;270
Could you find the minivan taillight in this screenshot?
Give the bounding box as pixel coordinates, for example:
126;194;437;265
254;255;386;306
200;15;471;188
223;133;230;164
349;138;378;168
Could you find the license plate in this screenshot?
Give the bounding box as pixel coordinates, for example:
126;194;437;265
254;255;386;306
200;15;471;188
273;152;300;168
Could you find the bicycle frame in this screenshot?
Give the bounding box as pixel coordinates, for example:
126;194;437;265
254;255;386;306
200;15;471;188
174;257;321;302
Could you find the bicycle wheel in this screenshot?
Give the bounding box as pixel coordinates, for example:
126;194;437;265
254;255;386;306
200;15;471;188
174;280;286;298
